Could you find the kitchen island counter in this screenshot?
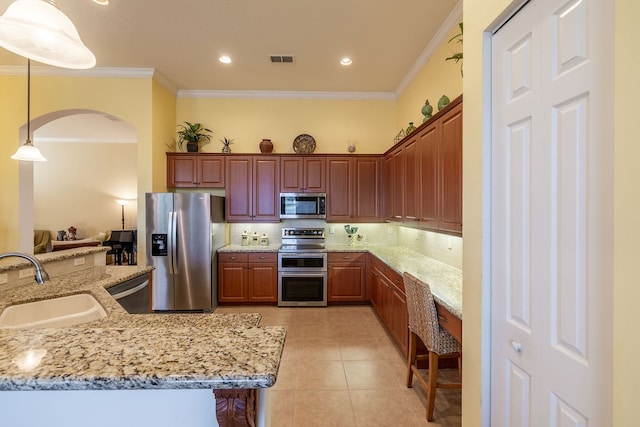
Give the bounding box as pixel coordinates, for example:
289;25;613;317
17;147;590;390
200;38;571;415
0;266;286;391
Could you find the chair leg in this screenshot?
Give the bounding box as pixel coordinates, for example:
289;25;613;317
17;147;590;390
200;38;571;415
406;331;417;388
426;351;439;422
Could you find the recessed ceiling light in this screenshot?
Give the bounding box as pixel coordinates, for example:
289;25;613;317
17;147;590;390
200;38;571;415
92;0;109;5
219;56;232;64
340;57;352;66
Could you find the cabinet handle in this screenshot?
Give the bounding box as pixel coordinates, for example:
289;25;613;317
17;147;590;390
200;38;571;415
437;314;448;324
259;256;266;260
229;256;236;260
342;256;351;260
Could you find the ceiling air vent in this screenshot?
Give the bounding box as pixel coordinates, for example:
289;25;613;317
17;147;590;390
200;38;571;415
270;55;294;63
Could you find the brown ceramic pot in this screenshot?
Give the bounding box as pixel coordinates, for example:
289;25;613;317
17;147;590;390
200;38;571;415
259;139;273;153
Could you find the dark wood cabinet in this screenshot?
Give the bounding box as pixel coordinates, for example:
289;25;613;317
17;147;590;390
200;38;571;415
438;102;463;234
328;252;367;302
225;156;280;222
326;156;381;222
218;252;277;303
417;123;439;229
166;153;225;188
280;156;326;193
218;253;249;303
368;254;408;355
382;147;404;222
383;95;463;235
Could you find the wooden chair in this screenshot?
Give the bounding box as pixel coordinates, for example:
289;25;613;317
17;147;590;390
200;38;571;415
403;272;462;421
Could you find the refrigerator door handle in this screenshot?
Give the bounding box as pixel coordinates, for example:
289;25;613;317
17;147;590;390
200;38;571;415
171;210;178;274
167;211;175;274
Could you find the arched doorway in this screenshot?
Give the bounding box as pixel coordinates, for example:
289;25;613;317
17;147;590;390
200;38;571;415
17;109;138;252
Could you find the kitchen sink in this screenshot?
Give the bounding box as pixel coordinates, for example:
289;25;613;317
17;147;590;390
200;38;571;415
0;293;107;329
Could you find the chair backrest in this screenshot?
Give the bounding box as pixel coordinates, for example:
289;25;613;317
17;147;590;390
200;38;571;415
404;272;441;351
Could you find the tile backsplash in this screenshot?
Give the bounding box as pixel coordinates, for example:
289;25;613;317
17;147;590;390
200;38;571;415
227;221;462;269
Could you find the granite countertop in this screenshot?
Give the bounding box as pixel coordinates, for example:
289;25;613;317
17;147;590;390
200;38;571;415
218;244;281;253
0;246;109;272
326;244;462;319
0;266;286;391
217;243;462;318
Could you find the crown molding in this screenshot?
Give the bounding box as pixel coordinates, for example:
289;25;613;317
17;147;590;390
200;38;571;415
395;0;463;96
34;137;137;144
152;70;178;95
176;90;396;101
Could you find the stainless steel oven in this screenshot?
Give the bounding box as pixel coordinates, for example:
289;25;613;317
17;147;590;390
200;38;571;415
278;228;327;307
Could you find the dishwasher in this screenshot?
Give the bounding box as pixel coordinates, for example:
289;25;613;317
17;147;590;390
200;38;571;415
107;274;150;314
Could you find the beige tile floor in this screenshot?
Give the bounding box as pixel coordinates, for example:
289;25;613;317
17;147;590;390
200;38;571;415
215;305;462;427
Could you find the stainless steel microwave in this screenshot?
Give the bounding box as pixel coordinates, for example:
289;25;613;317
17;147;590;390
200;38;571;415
280;193;326;219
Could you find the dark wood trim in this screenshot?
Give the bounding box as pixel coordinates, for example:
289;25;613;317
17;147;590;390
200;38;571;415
214;389;257;427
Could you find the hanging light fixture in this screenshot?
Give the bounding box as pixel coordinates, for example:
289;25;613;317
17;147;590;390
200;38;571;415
0;0;95;69
11;59;46;162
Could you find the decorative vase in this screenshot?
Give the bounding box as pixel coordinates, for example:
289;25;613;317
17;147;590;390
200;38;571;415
421;99;433;122
222;145;231;154
259;138;273;153
186;141;198;152
406;122;416;134
438;94;450;111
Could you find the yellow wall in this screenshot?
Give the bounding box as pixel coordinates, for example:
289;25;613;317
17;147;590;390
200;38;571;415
151;80;177;192
176;97;397;155
613;0;640;424
0;75;154;252
0;75;24;251
396;23;464;131
34;142;138;238
463;0;636;425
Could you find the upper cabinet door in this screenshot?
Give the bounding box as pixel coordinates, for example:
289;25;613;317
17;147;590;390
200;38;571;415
280;156;326;193
418;123;438;229
303;157;326;193
326;156;381;223
253;157;280;221
352;157;380;222
280;157;304;192
326;157;352;221
167;153;225;188
225;156;253;221
198;155;225;187
438;103;462;234
167;154;198;188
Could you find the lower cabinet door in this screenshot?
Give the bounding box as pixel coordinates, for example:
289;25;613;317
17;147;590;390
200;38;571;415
248;264;277;302
328;265;366;302
218;264;248;302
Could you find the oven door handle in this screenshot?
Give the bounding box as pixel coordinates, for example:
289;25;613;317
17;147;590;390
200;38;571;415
280;252;327;258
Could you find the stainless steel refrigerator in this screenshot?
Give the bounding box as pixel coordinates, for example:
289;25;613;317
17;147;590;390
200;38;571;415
145;193;225;311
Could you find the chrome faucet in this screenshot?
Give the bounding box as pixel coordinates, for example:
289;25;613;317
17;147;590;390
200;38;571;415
0;252;50;284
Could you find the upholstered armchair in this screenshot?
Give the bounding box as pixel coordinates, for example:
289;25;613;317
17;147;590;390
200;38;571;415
33;230;51;254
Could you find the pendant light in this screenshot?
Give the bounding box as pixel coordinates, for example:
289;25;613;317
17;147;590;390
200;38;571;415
0;0;95;69
11;59;46;162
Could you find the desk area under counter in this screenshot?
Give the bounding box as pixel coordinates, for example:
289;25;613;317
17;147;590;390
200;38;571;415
327;244;463;350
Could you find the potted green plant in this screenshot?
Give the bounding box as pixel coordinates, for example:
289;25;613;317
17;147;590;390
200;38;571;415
177;121;213;152
220;137;234;154
445;22;463;76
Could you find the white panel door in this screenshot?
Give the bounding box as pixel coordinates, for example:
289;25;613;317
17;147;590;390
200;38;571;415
490;0;613;425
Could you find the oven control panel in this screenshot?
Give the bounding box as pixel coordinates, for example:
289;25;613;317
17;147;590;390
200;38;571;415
282;228;325;238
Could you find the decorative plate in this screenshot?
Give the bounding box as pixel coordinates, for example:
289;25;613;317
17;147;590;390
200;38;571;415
293;134;316;154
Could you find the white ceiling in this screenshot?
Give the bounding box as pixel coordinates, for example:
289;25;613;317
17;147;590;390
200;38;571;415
0;0;461;141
